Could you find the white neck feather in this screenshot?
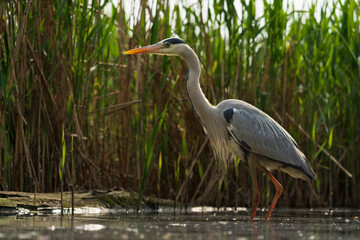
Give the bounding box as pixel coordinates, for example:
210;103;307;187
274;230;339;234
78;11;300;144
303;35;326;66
179;45;214;122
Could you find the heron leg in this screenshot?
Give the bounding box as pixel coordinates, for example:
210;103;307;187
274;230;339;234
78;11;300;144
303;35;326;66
251;178;260;220
264;170;283;220
249;162;260;220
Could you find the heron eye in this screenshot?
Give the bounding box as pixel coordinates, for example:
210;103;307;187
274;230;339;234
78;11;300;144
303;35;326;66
164;42;171;48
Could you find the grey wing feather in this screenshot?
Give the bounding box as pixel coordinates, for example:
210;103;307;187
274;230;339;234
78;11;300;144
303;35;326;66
220;100;315;179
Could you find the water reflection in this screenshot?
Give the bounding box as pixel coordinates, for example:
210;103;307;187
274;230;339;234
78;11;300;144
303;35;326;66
0;208;358;239
75;223;106;231
252;221;259;239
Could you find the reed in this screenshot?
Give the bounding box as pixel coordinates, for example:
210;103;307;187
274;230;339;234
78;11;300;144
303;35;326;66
60;125;66;215
0;0;359;209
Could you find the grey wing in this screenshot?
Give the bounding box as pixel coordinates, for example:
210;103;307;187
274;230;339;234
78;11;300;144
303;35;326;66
222;103;315;180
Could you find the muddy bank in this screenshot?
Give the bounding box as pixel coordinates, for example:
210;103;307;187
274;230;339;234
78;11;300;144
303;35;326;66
0;190;173;214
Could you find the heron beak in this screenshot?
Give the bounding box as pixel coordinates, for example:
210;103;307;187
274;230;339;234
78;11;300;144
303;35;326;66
123;44;160;54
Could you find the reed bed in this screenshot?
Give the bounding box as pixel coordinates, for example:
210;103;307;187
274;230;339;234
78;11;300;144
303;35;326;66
0;0;359;209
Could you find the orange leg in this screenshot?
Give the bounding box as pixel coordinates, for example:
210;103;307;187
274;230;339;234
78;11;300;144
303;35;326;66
250;162;260;220
251;182;260;220
264;170;283;220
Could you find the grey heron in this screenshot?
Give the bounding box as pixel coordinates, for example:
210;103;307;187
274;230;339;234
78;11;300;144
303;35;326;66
124;38;316;220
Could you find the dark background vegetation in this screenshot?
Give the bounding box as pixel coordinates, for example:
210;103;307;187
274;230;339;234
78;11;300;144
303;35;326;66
0;0;359;209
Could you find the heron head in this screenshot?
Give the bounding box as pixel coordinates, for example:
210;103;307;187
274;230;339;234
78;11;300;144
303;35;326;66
124;38;187;56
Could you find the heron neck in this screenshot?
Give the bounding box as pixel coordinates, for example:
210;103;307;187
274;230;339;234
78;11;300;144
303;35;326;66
180;47;214;122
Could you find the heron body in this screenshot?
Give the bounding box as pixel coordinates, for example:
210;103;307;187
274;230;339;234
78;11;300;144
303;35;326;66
124;37;316;220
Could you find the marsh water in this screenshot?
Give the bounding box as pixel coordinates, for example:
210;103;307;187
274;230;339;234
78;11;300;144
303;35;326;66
0;207;359;239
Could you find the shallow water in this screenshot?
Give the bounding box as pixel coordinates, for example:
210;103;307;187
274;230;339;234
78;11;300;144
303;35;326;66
0;207;359;239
